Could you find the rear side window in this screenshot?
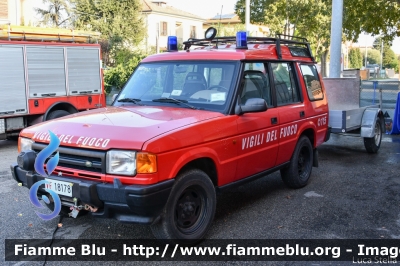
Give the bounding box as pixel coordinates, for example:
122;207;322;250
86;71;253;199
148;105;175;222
300;64;324;101
271;62;300;105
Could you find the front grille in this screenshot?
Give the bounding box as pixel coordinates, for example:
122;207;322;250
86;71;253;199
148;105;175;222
32;143;106;174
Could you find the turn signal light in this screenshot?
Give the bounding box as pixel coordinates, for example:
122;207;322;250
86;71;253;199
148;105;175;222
136;153;157;174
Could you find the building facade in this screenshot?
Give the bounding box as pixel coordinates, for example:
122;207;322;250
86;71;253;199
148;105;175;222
204;13;269;37
141;0;205;53
0;0;36;26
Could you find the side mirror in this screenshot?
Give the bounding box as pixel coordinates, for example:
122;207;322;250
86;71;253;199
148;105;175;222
235;98;268;115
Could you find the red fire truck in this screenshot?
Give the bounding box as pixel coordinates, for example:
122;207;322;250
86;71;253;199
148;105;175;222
0;25;105;140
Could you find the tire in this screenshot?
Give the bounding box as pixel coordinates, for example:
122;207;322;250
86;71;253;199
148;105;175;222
280;136;313;188
150;169;216;245
47;110;70;120
363;118;382;153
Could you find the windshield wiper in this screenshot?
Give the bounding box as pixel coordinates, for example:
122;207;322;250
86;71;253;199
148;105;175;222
117;98;143;105
152;97;197;110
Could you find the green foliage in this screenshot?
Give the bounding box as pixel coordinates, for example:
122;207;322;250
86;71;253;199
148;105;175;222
372;37;399;70
103;52;146;93
349;48;362;69
234;0;400;75
35;0;72;27
74;0;146;66
373;37;384;51
382;46;398;70
360;48;381;65
209;23;247;37
343;0;400;43
235;0;332;76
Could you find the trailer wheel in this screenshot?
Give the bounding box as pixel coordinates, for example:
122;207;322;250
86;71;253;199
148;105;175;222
280;136;313;188
47;110;70;120
363;118;382;153
150;169;216;244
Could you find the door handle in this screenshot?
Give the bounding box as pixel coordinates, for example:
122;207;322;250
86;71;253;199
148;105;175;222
300;111;305;118
271;117;278;124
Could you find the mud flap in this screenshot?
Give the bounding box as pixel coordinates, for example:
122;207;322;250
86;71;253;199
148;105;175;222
313;148;318;167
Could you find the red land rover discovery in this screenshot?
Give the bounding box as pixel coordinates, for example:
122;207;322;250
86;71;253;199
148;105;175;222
11;29;329;244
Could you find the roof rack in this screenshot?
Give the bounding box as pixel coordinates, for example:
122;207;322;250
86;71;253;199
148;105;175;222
183;34;315;62
0;25;101;43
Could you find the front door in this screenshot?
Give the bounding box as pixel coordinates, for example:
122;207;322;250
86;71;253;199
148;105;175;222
235;62;280;180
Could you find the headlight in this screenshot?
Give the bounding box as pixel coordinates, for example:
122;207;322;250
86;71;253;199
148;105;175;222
106;150;158;176
18;137;34;153
106;150;136;176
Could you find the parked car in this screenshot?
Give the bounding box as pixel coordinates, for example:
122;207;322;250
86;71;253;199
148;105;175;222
366;64;380;74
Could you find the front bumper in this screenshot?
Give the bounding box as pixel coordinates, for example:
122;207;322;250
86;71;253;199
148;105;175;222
10;163;174;224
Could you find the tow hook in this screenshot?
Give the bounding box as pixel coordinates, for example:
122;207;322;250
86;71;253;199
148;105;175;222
69;205;83;218
68;197;84;218
84;204;98;213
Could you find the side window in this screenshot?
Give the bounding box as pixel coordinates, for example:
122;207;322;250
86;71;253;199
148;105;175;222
300;64;324;101
241;63;272;106
271;62;300;105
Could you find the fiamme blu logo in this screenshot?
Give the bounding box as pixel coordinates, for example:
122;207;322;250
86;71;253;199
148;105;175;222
29;130;62;220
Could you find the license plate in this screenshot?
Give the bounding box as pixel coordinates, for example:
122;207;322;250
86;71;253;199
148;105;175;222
44;179;73;197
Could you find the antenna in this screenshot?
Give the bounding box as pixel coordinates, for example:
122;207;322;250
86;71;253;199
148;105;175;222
216;5;223;49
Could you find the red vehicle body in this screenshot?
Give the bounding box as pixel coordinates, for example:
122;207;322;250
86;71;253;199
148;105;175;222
11;31;329;243
0;26;105;140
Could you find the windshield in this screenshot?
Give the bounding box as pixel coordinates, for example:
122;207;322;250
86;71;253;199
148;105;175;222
113;61;238;113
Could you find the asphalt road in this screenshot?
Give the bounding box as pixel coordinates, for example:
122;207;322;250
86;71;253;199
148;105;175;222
1;133;400;266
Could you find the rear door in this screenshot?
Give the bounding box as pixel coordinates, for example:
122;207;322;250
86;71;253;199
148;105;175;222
270;62;305;166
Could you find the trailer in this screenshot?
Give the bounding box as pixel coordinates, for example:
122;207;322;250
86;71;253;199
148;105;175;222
324;77;385;153
0;25;105;140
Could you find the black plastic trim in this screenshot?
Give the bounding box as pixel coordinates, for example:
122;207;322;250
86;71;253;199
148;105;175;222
217;162;290;192
32;143;106;174
10;164;174;224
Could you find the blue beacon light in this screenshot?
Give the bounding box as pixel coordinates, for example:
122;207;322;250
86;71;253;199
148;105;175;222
236;31;248;49
167;36;178;52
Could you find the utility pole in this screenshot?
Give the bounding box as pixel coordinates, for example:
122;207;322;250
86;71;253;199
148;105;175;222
380;39;383;77
245;0;250;33
364;37;368;68
329;0;343;78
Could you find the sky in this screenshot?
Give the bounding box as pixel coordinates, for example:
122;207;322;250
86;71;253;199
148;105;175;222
356;34;400;55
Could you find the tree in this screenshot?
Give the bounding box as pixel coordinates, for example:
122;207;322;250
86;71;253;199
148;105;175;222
382;46;398;69
349;48;362;69
208;23;246;37
360;48;381;65
74;0;146;66
236;0;331;76
343;0;400;44
35;0;72;28
373;37;398;69
234;0;400;76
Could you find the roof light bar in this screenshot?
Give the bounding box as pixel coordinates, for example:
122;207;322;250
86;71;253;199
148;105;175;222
236;31;248;49
167;36;178;52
